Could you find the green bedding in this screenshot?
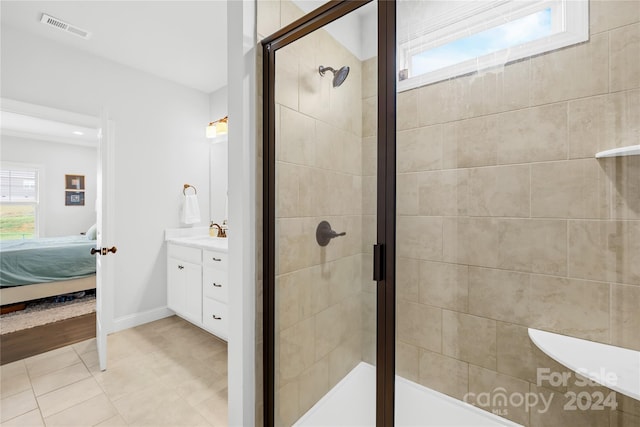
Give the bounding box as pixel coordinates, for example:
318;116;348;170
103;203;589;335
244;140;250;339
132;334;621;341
0;235;96;287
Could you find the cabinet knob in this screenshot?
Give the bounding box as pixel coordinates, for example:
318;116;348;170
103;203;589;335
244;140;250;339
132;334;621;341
212;283;222;288
177;265;184;270
212;257;222;262
212;315;222;320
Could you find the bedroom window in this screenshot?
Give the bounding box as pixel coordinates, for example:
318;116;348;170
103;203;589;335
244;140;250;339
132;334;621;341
397;0;589;92
0;167;39;240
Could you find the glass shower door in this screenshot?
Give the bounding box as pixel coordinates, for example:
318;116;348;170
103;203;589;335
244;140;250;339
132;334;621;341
269;2;379;425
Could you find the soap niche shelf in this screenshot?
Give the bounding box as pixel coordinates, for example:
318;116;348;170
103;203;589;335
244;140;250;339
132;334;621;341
528;328;640;400
595;144;640;159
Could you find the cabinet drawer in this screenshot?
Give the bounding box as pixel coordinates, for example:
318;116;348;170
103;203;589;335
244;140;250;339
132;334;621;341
203;250;228;271
167;244;202;264
203;267;228;303
203;297;228;340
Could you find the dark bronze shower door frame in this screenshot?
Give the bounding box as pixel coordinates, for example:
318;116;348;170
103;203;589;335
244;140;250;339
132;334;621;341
262;1;397;425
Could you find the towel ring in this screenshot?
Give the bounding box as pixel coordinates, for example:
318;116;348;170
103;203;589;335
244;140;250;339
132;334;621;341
183;184;197;195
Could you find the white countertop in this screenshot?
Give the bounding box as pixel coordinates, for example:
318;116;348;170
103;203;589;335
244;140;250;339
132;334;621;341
165;227;228;252
528;328;640;400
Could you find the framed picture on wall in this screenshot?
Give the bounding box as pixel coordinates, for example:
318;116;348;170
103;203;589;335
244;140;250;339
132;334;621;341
65;174;85;206
65;191;85;206
65;174;85;190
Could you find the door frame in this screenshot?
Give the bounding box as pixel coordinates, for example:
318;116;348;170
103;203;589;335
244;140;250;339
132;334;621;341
0;98;114;367
261;1;397;424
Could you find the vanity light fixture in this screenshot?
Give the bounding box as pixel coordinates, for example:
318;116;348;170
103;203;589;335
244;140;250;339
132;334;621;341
206;116;228;142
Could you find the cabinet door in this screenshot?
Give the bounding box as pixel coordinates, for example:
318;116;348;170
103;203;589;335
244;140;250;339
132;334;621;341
167;257;202;324
183;262;203;323
167;257;186;314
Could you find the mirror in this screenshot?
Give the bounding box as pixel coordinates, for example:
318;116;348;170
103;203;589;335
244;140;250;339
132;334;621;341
208;86;228;225
209;141;228;224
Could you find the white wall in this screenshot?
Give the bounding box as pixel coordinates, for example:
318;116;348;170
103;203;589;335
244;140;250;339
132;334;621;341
1;26;211;325
1;136;97;237
209;86;229;224
227;1;256;424
209;85;228;120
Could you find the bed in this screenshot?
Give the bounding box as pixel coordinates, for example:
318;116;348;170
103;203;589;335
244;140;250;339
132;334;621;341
0;235;97;305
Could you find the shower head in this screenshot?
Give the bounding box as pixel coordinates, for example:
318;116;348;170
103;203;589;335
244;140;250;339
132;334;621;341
319;65;350;88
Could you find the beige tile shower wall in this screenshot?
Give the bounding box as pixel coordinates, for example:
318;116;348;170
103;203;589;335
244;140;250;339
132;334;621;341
392;2;640;426
270;10;365;426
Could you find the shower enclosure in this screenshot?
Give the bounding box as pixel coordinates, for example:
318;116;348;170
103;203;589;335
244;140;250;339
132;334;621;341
263;1;393;424
262;0;640;426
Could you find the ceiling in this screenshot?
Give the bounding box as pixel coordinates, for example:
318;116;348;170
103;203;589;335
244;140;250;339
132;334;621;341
0;112;99;147
0;1;227;94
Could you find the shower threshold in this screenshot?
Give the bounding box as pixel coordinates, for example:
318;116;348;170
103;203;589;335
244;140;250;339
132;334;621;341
294;362;522;427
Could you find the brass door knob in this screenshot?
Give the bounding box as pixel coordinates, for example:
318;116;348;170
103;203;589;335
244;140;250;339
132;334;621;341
102;246;117;255
91;246;118;255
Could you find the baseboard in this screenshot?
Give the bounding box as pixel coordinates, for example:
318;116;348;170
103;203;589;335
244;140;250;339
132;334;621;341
110;306;173;333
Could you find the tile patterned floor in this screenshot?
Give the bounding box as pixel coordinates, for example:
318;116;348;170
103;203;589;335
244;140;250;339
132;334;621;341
0;316;228;426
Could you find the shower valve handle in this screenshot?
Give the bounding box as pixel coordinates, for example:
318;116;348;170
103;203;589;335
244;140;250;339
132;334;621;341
316;221;346;247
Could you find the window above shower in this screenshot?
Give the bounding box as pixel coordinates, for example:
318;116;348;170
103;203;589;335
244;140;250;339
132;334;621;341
397;0;589;92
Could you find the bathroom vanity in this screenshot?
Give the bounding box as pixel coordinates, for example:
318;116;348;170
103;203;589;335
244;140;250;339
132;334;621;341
165;228;229;341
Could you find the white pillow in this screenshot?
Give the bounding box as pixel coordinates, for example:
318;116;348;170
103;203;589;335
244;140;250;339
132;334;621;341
86;224;97;240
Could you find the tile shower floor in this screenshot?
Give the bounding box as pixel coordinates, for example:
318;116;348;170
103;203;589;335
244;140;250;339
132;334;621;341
0;316;228;426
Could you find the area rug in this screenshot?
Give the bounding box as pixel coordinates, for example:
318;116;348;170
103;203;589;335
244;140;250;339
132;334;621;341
0;294;96;335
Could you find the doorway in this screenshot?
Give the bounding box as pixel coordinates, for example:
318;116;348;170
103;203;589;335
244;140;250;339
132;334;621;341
0;100;113;370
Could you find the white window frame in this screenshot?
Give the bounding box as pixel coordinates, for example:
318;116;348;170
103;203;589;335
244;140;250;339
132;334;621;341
0;162;43;239
398;0;589;92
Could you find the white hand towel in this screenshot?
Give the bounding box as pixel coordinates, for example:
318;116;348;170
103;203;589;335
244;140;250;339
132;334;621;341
182;194;201;224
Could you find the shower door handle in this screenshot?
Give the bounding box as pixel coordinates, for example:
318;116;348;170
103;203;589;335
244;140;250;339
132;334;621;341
373;244;383;281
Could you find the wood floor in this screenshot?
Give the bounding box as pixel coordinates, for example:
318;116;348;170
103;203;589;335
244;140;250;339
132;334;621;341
0;312;96;365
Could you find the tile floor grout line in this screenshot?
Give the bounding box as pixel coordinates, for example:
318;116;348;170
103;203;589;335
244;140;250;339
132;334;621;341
37;379;104;421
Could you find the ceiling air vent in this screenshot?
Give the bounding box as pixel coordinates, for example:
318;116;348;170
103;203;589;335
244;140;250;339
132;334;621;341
40;13;91;40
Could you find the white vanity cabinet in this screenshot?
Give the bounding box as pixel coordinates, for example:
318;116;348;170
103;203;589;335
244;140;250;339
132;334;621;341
166;240;228;341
